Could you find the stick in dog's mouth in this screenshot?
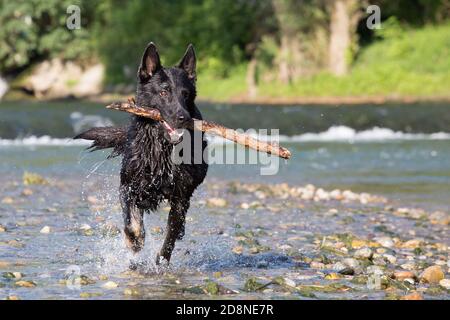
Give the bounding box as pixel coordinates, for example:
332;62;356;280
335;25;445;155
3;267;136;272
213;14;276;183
107;100;292;159
160;120;184;143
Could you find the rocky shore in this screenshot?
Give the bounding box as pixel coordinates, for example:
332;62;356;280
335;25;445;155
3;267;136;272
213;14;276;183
0;173;448;300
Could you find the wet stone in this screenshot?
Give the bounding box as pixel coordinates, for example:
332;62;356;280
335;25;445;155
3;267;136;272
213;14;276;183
15;280;36;288
439;279;450;290
243;277;267;292
420;265;444;284
392;270;416;281
338;267;355;276
354;247;373;259
103;281;118;289
400;292;423;300
23;172;48;185
40;226;51;234
342;258;360;269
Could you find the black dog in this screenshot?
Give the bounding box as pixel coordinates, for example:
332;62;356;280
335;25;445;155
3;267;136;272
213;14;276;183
75;43;208;264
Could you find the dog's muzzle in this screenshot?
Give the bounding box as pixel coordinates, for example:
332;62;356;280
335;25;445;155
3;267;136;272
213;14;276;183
160;120;185;144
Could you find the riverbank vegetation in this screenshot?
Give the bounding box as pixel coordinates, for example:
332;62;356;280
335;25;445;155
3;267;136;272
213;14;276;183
0;0;449;102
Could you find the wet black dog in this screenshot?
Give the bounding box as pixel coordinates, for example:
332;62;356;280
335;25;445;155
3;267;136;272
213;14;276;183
75;42;208;264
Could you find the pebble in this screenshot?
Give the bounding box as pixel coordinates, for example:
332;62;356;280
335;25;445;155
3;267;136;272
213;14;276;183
420;265;444;284
383;254;397;264
438;279;450;290
342;190;359;201
23;172;48;185
329;190;343;200
6;295;20;300
338;267;355;276
8;240;24;248
1;197;14;204
393;270;416;281
400;239;422;249
87;196;99;204
21;188;33;196
40;226;51;234
324;273;342;280
124;288;140;296
207;197;227;208
15;280;36;288
310;261;325;269
3;272;23;279
354;247;373;259
375;237;394;248
332;262;346;271
376;248;386;254
429;211;450;225
0;225;6;232
79;224;92;230
240;203;250;209
80;292;102;298
351;239;366;249
400;292;423;300
342;258;360;269
434;260;446;266
79;224;94;236
401;263;416;271
232;246;243;255
314;188;330;201
283;278;296;287
102;281;119;289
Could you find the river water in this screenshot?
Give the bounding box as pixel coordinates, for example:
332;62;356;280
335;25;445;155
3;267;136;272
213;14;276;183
0;100;449;299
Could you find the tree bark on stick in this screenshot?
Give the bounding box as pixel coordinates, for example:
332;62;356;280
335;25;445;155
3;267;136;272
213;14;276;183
106;101;292;160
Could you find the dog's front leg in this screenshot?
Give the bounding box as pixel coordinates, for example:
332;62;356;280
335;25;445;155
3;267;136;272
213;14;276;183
121;190;145;253
156;199;188;265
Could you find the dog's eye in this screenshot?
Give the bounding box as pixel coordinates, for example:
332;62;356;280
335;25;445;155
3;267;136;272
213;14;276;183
159;90;168;97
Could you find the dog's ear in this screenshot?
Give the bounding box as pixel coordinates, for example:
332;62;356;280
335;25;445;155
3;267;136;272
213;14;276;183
138;42;161;81
178;44;196;81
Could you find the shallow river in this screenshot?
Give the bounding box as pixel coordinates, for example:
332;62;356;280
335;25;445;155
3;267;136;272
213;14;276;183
0;100;449;299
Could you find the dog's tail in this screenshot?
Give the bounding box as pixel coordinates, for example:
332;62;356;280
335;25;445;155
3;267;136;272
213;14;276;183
74;126;127;158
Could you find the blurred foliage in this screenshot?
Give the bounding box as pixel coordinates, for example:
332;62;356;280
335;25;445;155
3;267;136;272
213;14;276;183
0;0;449;99
373;0;450;25
256;23;450;99
96;0;273;83
0;0;99;73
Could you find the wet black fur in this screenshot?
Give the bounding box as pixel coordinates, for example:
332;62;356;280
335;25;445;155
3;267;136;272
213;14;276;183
74;43;208;264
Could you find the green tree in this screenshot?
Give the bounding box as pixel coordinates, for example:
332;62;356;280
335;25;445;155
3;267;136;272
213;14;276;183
96;0;270;84
0;0;98;74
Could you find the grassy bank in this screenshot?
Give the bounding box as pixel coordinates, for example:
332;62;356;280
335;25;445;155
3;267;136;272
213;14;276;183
197;23;450;102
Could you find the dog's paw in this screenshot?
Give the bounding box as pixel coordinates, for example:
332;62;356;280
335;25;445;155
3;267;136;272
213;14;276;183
155;254;170;266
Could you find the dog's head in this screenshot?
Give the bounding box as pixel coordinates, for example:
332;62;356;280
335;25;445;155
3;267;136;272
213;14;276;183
136;42;197;143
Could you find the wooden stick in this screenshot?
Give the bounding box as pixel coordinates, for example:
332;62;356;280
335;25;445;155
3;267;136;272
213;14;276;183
106;101;292;159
